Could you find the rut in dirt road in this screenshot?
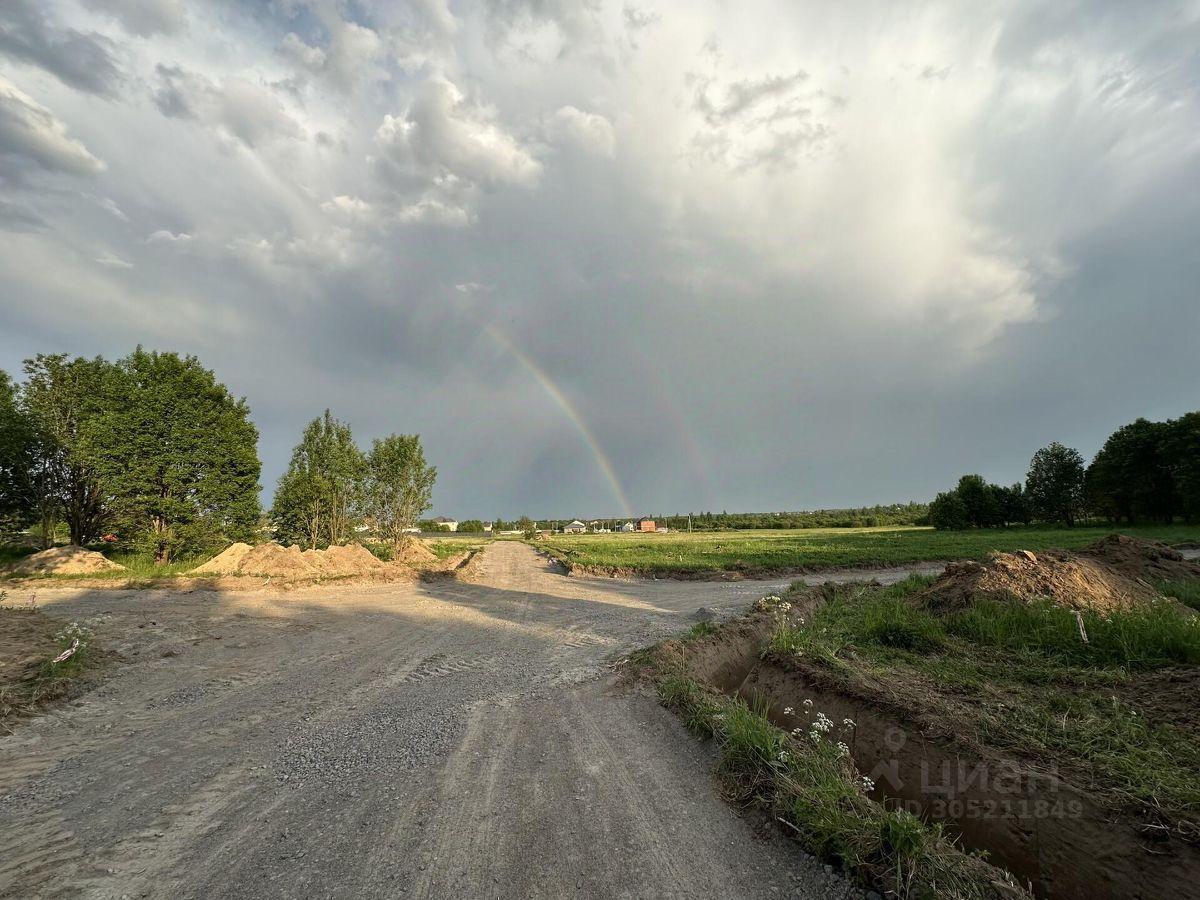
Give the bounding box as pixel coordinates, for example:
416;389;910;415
0;542;865;899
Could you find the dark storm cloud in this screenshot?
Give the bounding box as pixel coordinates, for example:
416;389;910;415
0;0;123;97
81;0;187;37
0;0;1198;518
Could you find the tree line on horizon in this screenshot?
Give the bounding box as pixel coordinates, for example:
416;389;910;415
929;412;1200;530
0;351;436;562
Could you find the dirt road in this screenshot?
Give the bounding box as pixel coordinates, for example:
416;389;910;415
2;543;874;899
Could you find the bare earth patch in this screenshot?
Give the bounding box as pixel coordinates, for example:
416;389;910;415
921;535;1200;615
9;546;126;576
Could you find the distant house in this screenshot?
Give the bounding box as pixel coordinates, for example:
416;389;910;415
619;521;635;532
431;516;458;532
483;522;493;532
590;521;610;533
638;517;656;532
563;520;587;534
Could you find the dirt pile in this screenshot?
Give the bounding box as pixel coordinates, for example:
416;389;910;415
9;546;125;576
921;539;1191;616
192;542;386;579
1077;533;1200;582
391;536;438;566
306;543;386;576
196;542;254;574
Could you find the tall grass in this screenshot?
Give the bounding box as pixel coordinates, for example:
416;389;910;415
773;576;1200;671
1156;578;1200;611
767;579;1200;819
656;677;1004;899
947;598;1200;669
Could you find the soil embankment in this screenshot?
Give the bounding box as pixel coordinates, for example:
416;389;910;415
651;536;1200;900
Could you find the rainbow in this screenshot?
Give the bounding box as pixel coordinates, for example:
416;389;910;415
484;323;634;519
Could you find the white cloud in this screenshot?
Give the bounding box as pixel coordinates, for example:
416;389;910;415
153;65;303;148
2;0;1199;518
279;19;385;90
375;77;542;190
0;76;105;175
548;105;615;156
146;229;191;243
395;195;473;227
97;196;129;221
94;252;134;269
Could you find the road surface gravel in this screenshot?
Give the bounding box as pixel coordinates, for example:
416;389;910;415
2;543;881;899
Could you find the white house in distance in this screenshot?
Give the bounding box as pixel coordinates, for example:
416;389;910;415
430;516;458;532
619;521;635;532
563;520;587;534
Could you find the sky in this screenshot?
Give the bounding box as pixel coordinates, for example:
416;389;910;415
1;0;1198;521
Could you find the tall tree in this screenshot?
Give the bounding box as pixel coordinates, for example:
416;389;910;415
1026;442;1086;526
364;434;436;543
86;349;261;563
0;370;37;536
20;354;113;545
1165;412;1200;523
954;474;1001;528
928;490;968;530
1085;419;1176;524
271;411;364;548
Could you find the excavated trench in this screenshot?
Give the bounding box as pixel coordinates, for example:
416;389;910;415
680;617;1200;900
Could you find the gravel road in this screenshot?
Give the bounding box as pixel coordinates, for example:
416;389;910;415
1;543;884;899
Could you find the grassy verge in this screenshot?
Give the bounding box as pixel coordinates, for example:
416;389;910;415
0;613;100;726
424;537;487;560
654;673;1011;898
0;548;210;582
769;580;1200;822
539;524;1200;576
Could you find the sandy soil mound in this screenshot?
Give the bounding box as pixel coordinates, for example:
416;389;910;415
10;546;125;576
1077;533;1200;582
192;542;386;579
194;542;254;575
921;548;1164;615
391;536;438;566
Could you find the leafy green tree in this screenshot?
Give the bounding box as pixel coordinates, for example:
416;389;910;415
1165;412;1200;523
272;410;364;548
20;354;114;545
928;490;968;530
517;515;536;538
1086;418;1176;524
457;519;485;533
1026;442;1085;525
363;434;436;543
0;370;37;536
994;483;1032;526
85;350;261;563
955;475;1001;528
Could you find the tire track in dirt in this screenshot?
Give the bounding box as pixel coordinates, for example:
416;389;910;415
2;542;864;899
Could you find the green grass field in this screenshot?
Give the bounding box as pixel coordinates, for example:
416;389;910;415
423;535;489;560
538;524;1200;576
